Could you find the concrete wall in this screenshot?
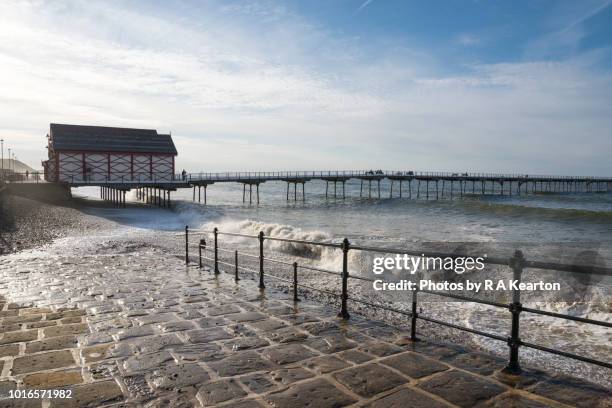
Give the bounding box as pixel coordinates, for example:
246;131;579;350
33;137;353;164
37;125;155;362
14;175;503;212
4;183;72;205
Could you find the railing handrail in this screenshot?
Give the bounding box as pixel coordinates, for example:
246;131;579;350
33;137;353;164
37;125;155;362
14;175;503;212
188;228;612;276
15;170;612;185
183;170;612;182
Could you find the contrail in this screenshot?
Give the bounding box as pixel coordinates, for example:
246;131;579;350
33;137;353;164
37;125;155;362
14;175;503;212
559;0;612;34
356;0;375;13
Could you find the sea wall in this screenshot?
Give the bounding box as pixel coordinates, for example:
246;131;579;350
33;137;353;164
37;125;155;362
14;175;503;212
5;182;72;204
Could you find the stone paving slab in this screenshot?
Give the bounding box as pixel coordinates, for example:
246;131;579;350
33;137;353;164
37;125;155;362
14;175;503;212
332;363;407;398
364;387;449;408
265;378;357;408
196;379;247;406
0;249;610;408
380;351;449;379
10;350;77;375
419;370;506;407
528;376;612;408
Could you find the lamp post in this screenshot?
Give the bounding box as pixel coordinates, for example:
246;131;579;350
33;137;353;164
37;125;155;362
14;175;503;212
7;148;11;174
1;139;3;181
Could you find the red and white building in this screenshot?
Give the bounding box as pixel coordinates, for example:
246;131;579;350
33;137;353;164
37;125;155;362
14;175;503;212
43;124;177;183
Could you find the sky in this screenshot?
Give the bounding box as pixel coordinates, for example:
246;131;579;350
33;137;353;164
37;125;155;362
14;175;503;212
0;0;611;175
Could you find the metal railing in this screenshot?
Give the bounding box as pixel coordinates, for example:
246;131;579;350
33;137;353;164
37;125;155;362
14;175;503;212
183;226;611;374
0;171;44;183
31;172;179;184
185;170;612;182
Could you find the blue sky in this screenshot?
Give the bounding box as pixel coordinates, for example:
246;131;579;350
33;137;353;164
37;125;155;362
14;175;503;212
1;0;611;175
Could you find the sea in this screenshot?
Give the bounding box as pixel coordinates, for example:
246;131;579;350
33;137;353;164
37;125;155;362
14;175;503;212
71;178;612;385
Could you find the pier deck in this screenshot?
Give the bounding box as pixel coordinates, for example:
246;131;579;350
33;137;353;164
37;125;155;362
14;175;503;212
5;170;612;206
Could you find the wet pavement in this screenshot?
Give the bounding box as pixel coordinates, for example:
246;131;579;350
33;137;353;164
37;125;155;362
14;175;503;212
0;245;610;408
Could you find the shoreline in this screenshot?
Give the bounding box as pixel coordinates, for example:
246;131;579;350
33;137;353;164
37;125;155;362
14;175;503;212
0;193;117;255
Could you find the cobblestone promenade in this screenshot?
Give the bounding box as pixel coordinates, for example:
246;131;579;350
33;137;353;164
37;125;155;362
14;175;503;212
0;245;610;407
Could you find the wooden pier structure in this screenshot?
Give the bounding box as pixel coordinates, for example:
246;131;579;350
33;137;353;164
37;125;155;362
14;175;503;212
183;170;612;204
9;169;612;206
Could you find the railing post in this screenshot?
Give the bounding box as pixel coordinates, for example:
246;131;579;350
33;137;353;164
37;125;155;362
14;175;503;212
410;287;419;341
213;228;220;274
293;262;300;302
258;231;265;289
235;250;240;282
199;239;205;268
338;238;350;319
504;250;524;375
185;225;189;265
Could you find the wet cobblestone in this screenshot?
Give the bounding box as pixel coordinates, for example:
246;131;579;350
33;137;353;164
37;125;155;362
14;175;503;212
0;246;609;407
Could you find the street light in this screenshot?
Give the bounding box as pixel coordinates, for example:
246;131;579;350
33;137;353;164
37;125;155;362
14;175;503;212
7;148;11;174
1;138;3;181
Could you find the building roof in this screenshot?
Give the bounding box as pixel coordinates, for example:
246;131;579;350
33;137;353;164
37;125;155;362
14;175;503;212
49;124;178;155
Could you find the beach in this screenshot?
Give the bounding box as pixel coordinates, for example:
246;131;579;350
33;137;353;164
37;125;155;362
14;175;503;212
0;193;113;255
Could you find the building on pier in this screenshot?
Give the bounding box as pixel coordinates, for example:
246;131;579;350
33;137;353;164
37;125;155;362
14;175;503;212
42;123;177;183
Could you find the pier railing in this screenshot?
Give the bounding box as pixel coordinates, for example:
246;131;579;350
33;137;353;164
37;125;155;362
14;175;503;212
183;226;611;375
186;170;612;182
13;170;611;186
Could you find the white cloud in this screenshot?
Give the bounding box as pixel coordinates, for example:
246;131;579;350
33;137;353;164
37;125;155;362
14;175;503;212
0;0;611;176
456;33;481;46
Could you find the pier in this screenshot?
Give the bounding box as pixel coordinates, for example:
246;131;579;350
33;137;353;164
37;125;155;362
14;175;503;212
56;170;612;205
184;170;612;202
5;169;612;206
